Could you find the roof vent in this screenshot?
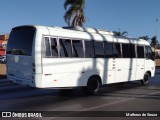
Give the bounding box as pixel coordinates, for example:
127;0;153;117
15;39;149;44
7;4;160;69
63;26;113;35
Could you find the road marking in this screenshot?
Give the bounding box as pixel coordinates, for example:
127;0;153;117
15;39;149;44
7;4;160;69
51;91;160;119
80;91;160;111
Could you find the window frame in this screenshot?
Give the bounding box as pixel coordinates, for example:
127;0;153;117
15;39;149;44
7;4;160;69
104;41;114;58
84;40;95;58
44;37;52;58
43;37;59;58
136;45;145;58
71;39;85;58
43;36;86;58
121;43;136;58
7;26;36;56
113;43;122;58
50;37;59;57
59;38;72;58
145;46;153;60
94;41;105;58
129;44;136;58
43;36;146;59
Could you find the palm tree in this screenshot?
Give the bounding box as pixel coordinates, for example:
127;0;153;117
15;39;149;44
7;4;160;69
151;36;159;52
64;0;86;26
139;35;149;41
113;31;128;36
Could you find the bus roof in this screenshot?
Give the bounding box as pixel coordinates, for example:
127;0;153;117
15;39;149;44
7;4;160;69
12;25;150;45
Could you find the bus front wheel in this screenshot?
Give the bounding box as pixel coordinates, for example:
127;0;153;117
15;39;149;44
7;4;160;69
141;73;150;85
84;77;100;95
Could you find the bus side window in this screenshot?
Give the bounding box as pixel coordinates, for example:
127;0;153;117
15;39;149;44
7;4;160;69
85;41;94;58
45;37;51;57
113;43;121;58
130;44;136;58
145;46;153;59
122;44;130;58
137;46;144;58
94;41;104;58
50;38;58;57
104;42;114;58
121;44;136;58
59;39;72;57
72;40;84;58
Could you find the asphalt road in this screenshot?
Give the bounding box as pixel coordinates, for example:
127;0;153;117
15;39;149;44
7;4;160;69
0;70;160;120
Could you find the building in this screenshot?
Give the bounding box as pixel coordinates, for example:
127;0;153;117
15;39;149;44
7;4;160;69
0;35;8;56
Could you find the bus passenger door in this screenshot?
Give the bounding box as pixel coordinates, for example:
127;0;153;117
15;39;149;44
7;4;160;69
114;43;137;82
136;46;145;80
104;58;115;84
144;46;155;77
136;59;145;80
103;42;115;84
113;43;128;83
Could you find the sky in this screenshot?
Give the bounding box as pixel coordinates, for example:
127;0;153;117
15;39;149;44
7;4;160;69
0;0;160;42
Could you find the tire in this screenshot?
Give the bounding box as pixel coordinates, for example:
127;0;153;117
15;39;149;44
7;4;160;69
141;73;150;85
84;77;100;95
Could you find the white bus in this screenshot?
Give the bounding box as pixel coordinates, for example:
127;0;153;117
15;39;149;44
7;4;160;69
7;25;155;95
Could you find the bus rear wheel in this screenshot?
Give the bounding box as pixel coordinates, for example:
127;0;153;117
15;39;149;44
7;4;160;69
84;77;100;95
141;73;150;85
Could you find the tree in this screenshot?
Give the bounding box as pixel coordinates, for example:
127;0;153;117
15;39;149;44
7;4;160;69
64;0;86;26
151;36;159;52
113;31;128;36
139;35;149;41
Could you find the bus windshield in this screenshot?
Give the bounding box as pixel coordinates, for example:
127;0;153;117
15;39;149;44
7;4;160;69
7;26;36;56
